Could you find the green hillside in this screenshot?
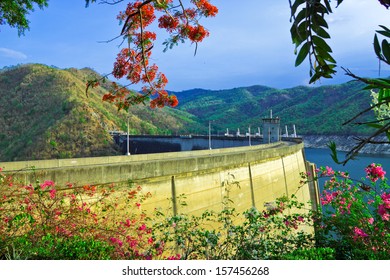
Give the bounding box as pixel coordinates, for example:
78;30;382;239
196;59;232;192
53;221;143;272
0;64;197;161
174;82;375;136
0;64;377;161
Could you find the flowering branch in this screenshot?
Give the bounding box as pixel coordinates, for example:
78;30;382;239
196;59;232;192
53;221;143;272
86;0;218;111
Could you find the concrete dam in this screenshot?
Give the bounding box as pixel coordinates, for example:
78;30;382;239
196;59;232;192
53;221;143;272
1;139;319;218
113;134;264;155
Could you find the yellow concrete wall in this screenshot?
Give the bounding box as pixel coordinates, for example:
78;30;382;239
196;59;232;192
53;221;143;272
1;141;318;219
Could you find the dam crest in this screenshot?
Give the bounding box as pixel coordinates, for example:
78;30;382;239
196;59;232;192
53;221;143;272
1;140;319;218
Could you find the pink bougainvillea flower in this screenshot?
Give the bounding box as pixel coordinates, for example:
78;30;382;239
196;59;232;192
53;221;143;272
353;227;369;240
49;189;57;199
365;163;386;182
381;192;390;207
326;166;335;176
138;224;147;231
40;180;55;190
320;190;339;205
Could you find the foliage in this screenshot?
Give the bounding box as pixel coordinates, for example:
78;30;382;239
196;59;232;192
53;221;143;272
152;195;315;260
3;64;379;162
4;234;114;260
0;0;48;35
3;1;390;157
86;0;218;110
2;162;390;260
302;164;390;260
0;166;315;260
0;169;168;260
0;64;195;161
371;89;390;122
289;1;390;163
289;0;338;83
175;81;375;136
281;247;335;260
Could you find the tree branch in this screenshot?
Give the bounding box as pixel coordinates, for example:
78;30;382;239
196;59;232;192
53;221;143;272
341;122;390;165
121;0;154;35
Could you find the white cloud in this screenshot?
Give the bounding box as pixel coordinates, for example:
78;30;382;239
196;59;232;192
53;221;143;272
0;48;27;59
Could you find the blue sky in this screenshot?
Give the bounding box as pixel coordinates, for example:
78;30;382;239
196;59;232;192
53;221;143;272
0;0;389;91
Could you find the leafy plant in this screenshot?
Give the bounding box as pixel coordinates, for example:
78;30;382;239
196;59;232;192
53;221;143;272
290;0;338;83
303;164;390;259
2;162;390;260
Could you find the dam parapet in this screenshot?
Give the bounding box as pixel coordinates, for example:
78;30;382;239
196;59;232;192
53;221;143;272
1;140;318;220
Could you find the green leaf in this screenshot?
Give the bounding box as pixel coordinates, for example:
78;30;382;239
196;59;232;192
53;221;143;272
378;78;390;86
290;0;306;16
312;25;331;39
291;22;308;47
384;88;390;98
376;30;390;38
294;8;308;25
381;39;390;63
314;3;329;14
374;34;382;59
312;36;332;53
315;47;336;63
378;88;384;102
312;14;328;28
336;0;344;7
379;25;390;33
324;0;332;13
363;84;378;90
327;141;341;164
295;42;309;66
366;123;383;130
379;88;390;103
309;72;321;84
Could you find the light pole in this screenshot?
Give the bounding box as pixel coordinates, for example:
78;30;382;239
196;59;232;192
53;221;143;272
248;126;251;146
208;120;212;150
127;115;131;156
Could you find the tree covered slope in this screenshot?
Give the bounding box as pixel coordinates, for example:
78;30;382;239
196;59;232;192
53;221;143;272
0;64;197;161
0;64;376;161
174;82;374;136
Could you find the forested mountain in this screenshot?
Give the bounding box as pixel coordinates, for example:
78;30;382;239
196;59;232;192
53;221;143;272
173;82;374;136
0;64;375;161
0;64;198;161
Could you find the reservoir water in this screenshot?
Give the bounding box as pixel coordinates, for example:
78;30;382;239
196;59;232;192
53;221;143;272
304;148;390;182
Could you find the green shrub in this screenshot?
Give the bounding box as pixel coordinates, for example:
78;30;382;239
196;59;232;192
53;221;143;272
2;234;114;260
281;247;336;260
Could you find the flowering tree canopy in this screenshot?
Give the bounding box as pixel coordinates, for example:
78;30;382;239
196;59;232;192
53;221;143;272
85;0;218;110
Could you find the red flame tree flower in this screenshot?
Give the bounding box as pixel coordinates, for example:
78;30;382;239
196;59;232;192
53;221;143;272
87;0;218;110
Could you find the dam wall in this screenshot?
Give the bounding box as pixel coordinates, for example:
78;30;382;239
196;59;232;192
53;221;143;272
113;134;264;154
0;141;318;218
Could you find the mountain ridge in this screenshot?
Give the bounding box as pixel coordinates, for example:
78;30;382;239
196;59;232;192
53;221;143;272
0;64;196;161
0;63;380;161
172;80;374;136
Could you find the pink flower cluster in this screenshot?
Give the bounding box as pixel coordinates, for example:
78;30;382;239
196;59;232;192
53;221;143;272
378;192;390;221
318;166;335;177
325;166;335;176
110;237;123;247
40;180;55;190
353;227;369;241
321;190;340;206
166;254;181;260
365;163;386;183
